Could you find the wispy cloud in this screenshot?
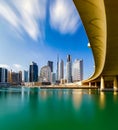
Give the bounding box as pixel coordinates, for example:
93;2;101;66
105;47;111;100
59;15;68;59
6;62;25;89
0;64;23;72
0;64;11;70
0;0;81;41
12;64;22;70
49;0;81;34
0;0;47;41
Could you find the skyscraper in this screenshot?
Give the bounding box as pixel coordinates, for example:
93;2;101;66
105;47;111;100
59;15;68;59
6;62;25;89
40;65;51;82
47;61;53;72
0;68;8;83
51;72;56;84
56;55;59;81
59;59;64;80
66;55;72;83
24;70;28;82
29;62;38;82
19;71;22;83
72;59;83;82
11;71;22;85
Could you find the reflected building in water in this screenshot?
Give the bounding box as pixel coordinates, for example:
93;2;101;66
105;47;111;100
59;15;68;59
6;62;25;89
99;92;106;109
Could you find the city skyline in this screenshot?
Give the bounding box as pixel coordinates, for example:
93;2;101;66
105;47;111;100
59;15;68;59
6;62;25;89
0;54;84;86
0;54;83;80
0;0;94;80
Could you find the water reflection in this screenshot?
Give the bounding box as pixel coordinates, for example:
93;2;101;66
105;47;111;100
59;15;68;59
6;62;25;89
21;87;30;101
99;92;106;109
72;89;82;110
39;90;48;100
113;91;118;103
0;87;118;130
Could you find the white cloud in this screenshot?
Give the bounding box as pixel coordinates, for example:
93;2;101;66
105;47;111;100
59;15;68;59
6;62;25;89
0;0;81;41
12;64;23;71
0;64;23;72
0;2;19;29
49;0;81;34
0;64;11;70
0;0;47;41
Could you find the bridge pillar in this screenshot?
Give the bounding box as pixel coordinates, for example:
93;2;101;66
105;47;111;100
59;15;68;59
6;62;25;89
89;82;91;87
113;76;118;91
95;82;97;87
100;76;105;91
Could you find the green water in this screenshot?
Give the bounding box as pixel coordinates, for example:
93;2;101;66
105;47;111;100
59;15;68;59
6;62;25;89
0;87;118;130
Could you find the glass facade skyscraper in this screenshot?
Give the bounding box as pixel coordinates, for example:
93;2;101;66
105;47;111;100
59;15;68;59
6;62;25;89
47;61;53;72
66;55;72;83
29;62;38;82
0;68;8;83
24;70;28;82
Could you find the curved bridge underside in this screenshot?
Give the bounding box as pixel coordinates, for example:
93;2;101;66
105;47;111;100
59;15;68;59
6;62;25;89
74;0;118;84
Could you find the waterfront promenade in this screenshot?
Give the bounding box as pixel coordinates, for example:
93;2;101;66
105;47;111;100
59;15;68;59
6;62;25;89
24;83;98;89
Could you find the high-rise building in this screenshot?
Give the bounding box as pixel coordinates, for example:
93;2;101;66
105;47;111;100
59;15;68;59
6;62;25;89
40;65;51;82
11;71;22;85
24;70;28;82
59;59;64;80
29;62;38;82
51;72;56;84
0;68;8;83
72;59;83;82
19;71;22;83
47;61;53;72
8;70;12;83
66;55;72;83
56;55;59;81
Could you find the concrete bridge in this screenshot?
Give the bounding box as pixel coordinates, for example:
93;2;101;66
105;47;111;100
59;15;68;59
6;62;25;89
74;0;118;91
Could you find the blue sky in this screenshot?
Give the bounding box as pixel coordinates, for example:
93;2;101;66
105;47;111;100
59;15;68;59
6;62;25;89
0;0;94;79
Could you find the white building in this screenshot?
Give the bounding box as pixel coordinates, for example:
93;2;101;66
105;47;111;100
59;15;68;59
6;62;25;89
40;66;51;82
72;59;83;82
59;59;64;80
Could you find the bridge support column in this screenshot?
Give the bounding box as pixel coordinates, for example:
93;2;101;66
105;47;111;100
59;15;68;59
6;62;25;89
95;82;97;87
113;76;118;91
89;82;91;87
100;76;105;91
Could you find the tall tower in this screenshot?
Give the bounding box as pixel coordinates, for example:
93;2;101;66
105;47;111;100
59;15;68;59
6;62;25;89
40;66;51;82
24;70;28;82
59;59;64;80
72;59;83;82
0;68;8;83
66;55;72;83
29;62;38;82
19;71;22;83
47;61;53;72
56;55;59;81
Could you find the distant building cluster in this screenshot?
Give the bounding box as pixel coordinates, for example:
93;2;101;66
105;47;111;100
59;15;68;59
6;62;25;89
0;54;83;86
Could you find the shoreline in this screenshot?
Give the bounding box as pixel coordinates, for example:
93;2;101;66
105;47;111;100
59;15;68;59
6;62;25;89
40;86;98;89
1;86;118;92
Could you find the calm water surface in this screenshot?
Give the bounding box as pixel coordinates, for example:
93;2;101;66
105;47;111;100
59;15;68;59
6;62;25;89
0;87;118;130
